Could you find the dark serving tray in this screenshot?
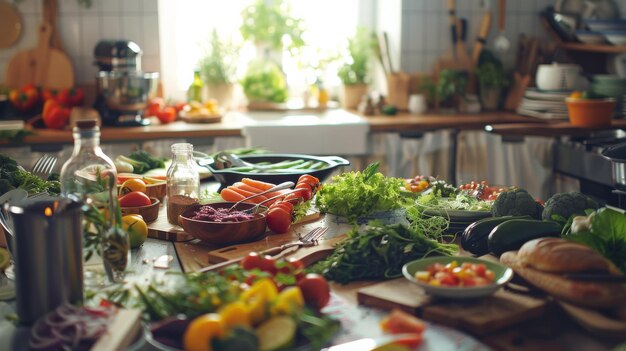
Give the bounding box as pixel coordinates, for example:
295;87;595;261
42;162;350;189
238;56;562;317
203;153;350;188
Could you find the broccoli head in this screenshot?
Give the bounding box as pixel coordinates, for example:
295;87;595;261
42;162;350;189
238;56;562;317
0;179;16;195
542;191;599;223
491;188;544;219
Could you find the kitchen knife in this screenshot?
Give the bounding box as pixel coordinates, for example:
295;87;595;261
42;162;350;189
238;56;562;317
563;273;626;283
321;334;423;351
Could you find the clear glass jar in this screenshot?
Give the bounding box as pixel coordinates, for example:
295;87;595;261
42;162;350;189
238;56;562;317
59;119;127;284
166;143;199;225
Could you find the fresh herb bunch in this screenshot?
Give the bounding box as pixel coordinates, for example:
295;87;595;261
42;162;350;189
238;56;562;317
338;27;374;85
0;154;60;196
315;162;405;222
128;150;165;171
199;29;240;85
404;206;452;240
309;223;457;284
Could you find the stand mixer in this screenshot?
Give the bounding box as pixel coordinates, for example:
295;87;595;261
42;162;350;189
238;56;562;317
93;40;159;127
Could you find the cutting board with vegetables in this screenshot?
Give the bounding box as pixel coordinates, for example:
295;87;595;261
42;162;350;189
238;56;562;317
357;278;548;335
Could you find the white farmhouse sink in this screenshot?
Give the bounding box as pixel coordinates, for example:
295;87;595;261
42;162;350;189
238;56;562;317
236;109;369;155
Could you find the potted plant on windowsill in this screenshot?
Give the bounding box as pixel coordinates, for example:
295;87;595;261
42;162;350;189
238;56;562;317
476;61;509;110
338;27;373;109
198;30;239;109
436;69;468;112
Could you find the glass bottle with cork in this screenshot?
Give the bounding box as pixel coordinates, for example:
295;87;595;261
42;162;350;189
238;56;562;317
166;143;199;225
60;119;128;283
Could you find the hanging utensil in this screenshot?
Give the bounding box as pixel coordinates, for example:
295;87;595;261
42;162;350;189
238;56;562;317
446;0;458;60
471;1;492;66
494;0;510;54
455;17;472;67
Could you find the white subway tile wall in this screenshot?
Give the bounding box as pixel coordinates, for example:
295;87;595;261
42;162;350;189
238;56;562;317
0;0;160;84
400;0;626;72
3;0;626;84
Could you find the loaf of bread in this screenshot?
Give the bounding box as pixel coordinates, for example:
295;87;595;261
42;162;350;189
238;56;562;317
501;250;626;308
516;238;619;274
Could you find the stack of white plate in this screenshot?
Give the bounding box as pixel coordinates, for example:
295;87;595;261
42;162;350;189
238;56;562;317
517;88;570;120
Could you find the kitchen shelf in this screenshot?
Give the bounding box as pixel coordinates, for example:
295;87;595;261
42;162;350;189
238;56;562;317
559;42;626;54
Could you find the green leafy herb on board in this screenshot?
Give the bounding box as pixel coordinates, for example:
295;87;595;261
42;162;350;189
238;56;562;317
0;154;60;196
564;207;626;273
314;162;405;222
309;223;457;284
127;150;166;171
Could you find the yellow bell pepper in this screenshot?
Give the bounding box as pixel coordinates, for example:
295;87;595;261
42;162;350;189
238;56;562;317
219;301;251;328
240;278;278;325
183;313;225;351
270;286;304;316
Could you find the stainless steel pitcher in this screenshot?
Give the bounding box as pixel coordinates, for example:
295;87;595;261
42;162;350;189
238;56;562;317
5;196;84;325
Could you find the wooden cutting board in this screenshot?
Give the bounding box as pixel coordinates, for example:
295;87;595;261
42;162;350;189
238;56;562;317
205;210;324;262
147;206;194;242
5;21;73;89
357;278;548;336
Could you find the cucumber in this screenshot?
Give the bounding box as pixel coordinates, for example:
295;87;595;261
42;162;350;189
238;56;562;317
256;316;296;351
461;215;531;256
488;219;562;256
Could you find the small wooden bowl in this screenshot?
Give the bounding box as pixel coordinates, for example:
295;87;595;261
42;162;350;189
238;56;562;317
145;182;166;202
121;197;160;223
178;202;267;245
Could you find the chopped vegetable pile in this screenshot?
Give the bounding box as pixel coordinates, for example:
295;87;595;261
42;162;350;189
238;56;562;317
310;223;458;284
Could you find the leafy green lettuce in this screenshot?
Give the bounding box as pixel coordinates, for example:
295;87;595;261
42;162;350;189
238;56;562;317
564;207;626;273
314;162;405;222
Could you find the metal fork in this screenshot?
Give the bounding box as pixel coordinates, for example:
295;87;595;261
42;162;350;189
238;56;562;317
198;226;329;273
31;154;57;179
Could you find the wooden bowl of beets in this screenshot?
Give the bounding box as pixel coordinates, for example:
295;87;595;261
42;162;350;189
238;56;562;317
178;202;268;245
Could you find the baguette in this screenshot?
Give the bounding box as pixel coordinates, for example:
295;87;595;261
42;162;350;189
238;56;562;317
516;238;619;274
501;251;626;308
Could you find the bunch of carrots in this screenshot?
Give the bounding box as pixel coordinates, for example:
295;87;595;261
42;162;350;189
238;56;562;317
220;175;320;233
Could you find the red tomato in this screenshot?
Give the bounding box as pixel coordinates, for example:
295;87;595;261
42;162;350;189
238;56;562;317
439;273;458;286
157;106;177;124
298;174;320;189
42;88;59;102
259;255;277;275
146;97;164;116
294;183;313;201
241;252;263;271
297;273;330;310
173;102;188;113
473;263;487;277
118;191;152;207
283;193;303;204
57;87;85;107
266;207;292;234
270;200;294;214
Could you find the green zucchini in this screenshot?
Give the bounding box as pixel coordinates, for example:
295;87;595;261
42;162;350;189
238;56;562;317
461;215;531;256
488;219;562;256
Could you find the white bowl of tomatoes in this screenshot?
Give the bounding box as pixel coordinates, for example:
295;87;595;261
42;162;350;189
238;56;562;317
402;256;513;299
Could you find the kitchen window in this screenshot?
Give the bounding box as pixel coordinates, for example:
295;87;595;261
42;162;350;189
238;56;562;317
158;0;366;101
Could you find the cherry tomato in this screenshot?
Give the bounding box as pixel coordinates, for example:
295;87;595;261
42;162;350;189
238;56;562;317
119;191;152;207
57;87;85;107
270;200;294;213
241;252;263;271
259;255;277;275
294;183;313;201
266;207;292;234
380;309;425;335
297;273;330;310
298;174;320;189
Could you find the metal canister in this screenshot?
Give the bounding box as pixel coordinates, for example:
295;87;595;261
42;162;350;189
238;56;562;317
7;196;84;325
